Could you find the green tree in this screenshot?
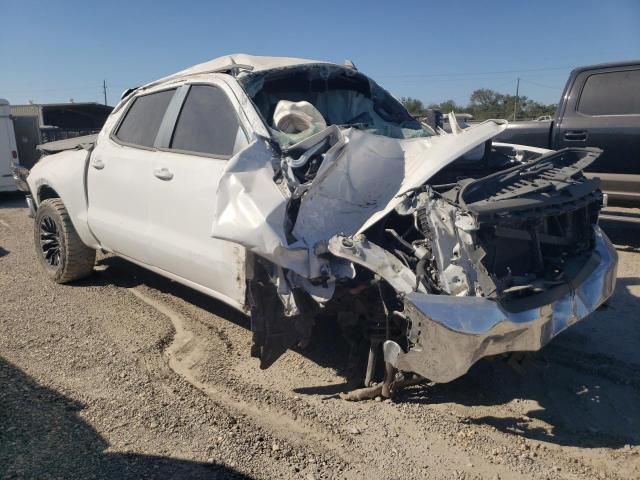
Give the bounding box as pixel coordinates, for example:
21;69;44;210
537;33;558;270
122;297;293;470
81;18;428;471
465;89;557;120
469;89;507;119
426;89;557;122
429;99;461;113
400;97;425;115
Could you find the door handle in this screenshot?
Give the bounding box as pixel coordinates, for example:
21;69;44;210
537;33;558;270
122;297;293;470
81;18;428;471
564;130;587;141
91;158;105;170
153;167;174;181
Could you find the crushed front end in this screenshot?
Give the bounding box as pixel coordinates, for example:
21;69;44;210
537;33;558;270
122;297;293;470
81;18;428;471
209;62;617;389
329;147;617;383
385;226;616;383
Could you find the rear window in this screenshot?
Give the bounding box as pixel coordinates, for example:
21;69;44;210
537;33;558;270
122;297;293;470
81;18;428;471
170;85;241;157
116;89;175;147
578;69;640;116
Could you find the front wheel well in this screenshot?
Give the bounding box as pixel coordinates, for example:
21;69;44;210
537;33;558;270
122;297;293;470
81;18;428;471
38;185;60;203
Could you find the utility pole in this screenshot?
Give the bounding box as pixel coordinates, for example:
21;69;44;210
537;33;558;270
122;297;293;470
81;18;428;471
102;80;108;106
513;77;520;121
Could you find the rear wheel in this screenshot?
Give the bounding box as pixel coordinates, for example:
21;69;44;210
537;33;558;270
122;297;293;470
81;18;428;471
34;198;96;283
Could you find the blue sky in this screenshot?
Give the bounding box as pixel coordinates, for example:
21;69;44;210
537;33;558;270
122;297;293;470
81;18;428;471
1;0;639;107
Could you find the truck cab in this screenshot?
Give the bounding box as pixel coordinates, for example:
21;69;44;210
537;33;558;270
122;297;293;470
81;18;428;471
552;62;640;202
496;61;640;203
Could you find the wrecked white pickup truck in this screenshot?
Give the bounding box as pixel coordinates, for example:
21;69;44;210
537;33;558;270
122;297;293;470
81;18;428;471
14;54;617;397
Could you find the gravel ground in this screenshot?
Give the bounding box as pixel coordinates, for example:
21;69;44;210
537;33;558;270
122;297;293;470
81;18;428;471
1;192;639;480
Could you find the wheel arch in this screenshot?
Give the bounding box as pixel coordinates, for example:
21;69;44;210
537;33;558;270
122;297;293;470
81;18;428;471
27;150;100;249
37;184;60;203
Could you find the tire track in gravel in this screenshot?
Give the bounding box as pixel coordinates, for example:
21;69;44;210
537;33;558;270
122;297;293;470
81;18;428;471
124;282;529;479
124;287;358;465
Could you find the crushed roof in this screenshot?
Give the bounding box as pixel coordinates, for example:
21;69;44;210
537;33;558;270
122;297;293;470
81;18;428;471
146;53;336;88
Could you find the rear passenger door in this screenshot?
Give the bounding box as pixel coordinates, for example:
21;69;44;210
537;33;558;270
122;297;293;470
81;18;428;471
146;82;250;308
88;88;176;263
554;67;640;198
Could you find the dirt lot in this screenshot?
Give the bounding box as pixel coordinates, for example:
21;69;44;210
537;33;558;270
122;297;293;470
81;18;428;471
1;193;639;480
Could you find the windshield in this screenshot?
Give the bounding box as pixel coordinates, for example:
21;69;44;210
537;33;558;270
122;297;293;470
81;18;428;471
239;65;432;147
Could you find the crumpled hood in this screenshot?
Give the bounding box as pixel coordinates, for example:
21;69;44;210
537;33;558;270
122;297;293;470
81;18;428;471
210;120;508;277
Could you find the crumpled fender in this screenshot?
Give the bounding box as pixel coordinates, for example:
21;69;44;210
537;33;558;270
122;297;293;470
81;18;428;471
210;139;316;277
210;120;507;278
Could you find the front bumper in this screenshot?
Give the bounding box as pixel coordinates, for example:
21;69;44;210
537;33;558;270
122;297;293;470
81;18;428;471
383;226;618;383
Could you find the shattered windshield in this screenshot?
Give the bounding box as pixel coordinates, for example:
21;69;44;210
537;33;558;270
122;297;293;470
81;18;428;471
239;65;432;147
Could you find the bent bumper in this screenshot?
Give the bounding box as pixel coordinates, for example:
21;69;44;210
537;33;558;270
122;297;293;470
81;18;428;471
383;226;618;383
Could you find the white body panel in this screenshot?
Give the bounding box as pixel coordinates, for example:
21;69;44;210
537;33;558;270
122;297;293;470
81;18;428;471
27;149;100;249
87;139;154;263
147;147;247;308
0;99;19;192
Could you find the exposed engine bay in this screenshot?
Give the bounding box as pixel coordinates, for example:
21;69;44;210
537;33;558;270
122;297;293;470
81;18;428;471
393;147;603;303
209;63;616;397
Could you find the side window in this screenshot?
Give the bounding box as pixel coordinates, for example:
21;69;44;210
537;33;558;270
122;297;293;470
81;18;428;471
578;69;640;116
115;89;175;147
170;85;242;157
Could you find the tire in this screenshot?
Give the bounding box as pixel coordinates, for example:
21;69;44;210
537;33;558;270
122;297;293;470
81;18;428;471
34;198;96;283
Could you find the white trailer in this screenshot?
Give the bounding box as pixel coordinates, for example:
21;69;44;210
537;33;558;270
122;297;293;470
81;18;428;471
0;99;19;192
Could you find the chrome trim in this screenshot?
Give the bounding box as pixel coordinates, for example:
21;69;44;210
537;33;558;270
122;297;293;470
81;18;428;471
383;226;618;383
25;195;36;218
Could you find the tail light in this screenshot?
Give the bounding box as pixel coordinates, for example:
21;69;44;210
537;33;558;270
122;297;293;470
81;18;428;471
11;150;17;159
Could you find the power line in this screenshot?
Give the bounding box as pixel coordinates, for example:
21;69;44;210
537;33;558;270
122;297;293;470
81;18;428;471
519;78;563;89
492;78;521;89
386;75;519;85
373;65;572;79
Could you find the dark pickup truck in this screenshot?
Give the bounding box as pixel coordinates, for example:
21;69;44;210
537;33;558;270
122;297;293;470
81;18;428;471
496;61;640;202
